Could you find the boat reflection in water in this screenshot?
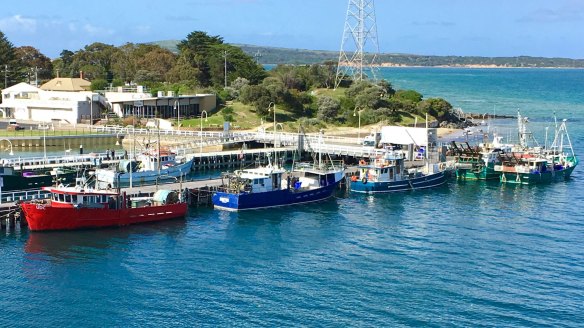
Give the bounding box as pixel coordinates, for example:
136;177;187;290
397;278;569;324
24;219;188;259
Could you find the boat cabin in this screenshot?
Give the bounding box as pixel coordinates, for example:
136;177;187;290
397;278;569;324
43;186;120;209
516;158;549;174
224;166;285;193
137;150;181;171
356;152;406;183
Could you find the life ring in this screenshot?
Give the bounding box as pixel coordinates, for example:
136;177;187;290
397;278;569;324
351;175;358;182
362;178;367;184
359;159;366;166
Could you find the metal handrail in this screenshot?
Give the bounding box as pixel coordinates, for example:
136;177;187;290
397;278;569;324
0;189;50;204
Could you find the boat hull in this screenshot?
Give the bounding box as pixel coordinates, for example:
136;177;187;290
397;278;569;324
21;202;188;231
350;171;447;193
1;171;78;191
455;165;500;181
500;165;577;185
212;180;341;211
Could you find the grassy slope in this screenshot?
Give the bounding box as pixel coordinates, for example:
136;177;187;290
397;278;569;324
175;87;431;132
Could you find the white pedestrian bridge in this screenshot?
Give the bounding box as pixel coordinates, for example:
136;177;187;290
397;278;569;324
93;125;386;158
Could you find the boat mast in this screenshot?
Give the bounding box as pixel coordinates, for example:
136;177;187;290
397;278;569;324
157;120;161;175
130;128;134;188
268;102;277;168
319;129;323;168
273;103;277;168
518;110;528;149
425;113;429;162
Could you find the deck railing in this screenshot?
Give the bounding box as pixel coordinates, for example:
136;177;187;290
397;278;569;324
0;189;50;204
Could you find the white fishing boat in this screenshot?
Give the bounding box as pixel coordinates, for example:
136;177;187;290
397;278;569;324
96;149;193;188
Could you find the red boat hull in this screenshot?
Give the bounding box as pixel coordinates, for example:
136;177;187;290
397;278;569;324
21;202;188;231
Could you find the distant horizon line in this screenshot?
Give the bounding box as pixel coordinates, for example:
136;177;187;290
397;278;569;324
147;40;584;61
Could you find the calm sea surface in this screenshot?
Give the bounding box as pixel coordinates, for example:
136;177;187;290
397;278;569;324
2;68;584;327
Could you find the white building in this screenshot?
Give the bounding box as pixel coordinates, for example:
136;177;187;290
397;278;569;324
1;81;216;127
0;81;97;126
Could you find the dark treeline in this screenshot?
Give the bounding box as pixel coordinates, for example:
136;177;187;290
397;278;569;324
0;30;265;94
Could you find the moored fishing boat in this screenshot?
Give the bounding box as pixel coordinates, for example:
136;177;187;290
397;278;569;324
450;138;509;181
212;159;345;211
495;119;578;185
0;164;79;191
350;150;447;193
20;183;188;231
95;149;193;188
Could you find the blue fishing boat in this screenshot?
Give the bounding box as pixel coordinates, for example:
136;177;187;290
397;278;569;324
350;151;447;193
212;159;345;211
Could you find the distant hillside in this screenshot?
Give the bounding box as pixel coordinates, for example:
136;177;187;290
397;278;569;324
150;40;584;68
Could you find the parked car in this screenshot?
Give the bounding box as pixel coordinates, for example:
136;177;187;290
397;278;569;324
7;119;24;131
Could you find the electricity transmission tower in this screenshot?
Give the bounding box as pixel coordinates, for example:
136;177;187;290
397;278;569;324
335;0;380;89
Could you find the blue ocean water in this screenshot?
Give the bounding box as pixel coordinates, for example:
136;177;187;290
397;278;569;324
2;68;584;327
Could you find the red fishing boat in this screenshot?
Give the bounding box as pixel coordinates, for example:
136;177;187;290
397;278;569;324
20;185;188;231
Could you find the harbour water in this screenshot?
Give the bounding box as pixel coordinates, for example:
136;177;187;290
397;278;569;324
2;68;584;327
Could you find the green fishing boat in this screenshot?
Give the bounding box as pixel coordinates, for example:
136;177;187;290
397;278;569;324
451;139;507;181
495;119;578;185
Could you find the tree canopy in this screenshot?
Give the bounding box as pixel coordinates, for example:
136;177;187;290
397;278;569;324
0;29;462;129
0;30;20;89
178;31;266;87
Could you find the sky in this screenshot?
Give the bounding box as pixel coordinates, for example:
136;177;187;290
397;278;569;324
0;0;583;59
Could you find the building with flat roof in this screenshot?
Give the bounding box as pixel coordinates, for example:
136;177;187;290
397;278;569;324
1;82;216;127
105;87;215;123
0;82;96;126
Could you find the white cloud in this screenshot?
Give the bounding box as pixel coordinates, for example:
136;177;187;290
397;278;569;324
83;23;115;36
0;15;37;33
133;25;151;35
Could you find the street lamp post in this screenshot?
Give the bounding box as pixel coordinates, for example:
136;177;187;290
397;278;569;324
275;123;284;148
42;125;47;162
0;139;14;156
174;99;180;131
88;95;93;126
268;102;278;157
268;102;276;138
199;110;208;156
353;108;362;142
